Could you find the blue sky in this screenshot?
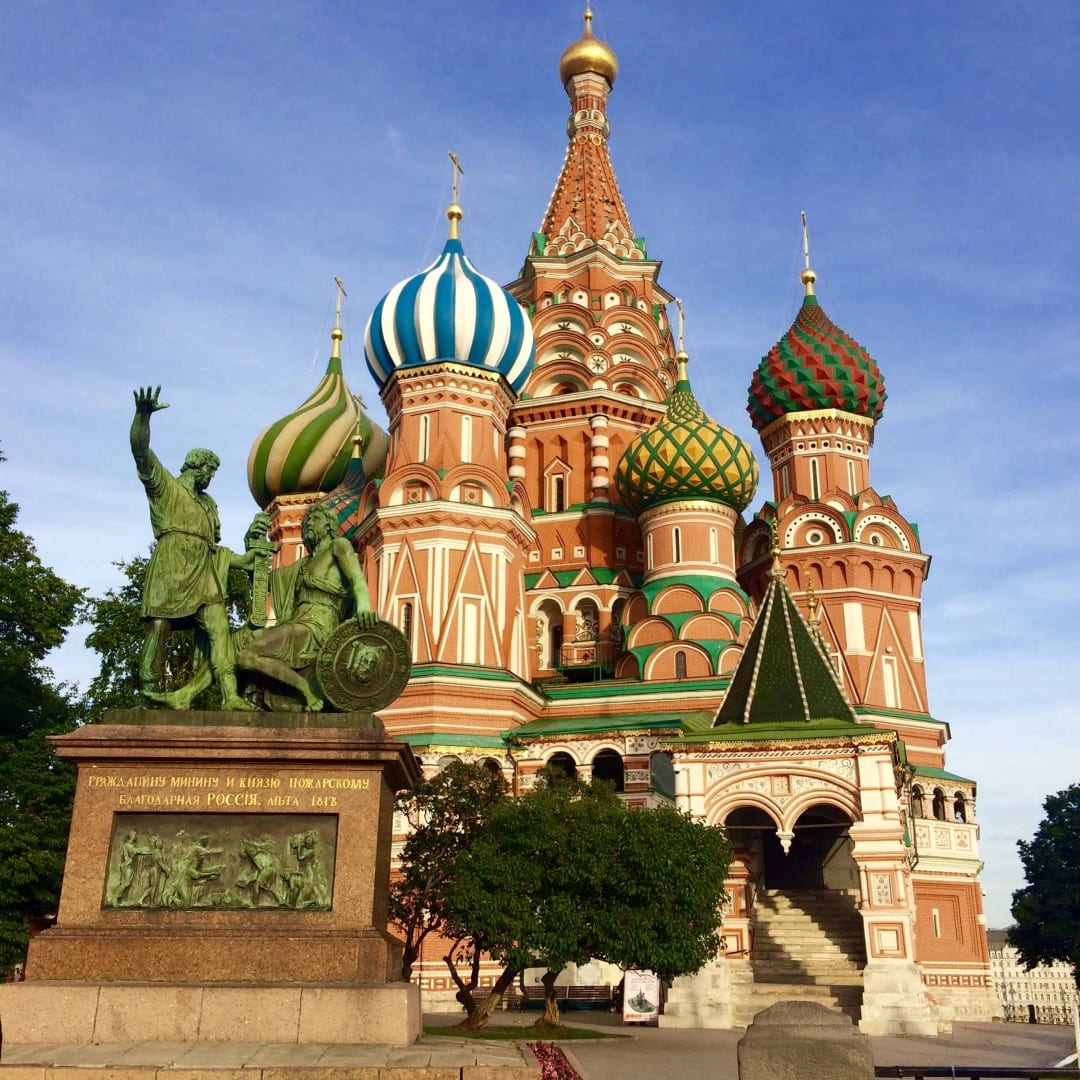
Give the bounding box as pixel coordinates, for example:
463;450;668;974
0;1;1075;928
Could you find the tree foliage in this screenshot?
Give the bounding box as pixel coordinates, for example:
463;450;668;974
0;455;84;972
389;759;508;981
438;772;732;1029
1009;783;1080;988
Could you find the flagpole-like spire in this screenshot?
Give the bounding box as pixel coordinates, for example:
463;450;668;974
447;151;464;240
800;210;817;296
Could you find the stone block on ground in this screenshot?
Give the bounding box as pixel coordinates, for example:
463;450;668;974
737;999;874;1080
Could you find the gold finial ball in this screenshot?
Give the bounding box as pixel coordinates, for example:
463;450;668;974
675;349;690;365
447;203;464;224
801;268;817;286
559;10;619;86
331;326;344;341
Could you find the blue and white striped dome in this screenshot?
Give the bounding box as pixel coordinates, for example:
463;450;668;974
364;233;535;395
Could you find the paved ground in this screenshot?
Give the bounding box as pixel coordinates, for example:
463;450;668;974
1;1015;1074;1078
427;1012;1078;1080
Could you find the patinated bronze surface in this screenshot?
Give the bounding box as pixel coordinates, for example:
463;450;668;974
103;813;336;911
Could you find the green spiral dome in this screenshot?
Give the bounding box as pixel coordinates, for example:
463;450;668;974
247;328;361;509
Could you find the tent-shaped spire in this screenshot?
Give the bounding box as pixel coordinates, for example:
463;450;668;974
714;538;855;728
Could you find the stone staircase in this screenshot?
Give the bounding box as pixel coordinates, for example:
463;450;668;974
734;888;866;1026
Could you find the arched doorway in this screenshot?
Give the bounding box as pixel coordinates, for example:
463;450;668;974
724;804;856;891
591;749;624;792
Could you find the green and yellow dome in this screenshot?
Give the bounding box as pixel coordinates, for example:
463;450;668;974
247;324;361;509
616;352;759;515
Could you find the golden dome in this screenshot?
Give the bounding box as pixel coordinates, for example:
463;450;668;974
559;8;618;87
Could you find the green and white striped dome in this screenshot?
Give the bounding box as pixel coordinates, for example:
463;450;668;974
247;325;361;509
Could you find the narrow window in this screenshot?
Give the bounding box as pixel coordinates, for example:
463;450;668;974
552;475;565;513
709;528;718;564
847;459;857;496
780;465;790;498
932;908;941;938
401;602;413;648
461;414;473;464
675;651;687;680
810;458;821;501
418;414;430;461
673;526;682;562
882;655;900;708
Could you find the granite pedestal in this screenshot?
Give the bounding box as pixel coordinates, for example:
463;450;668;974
0;709;422;1047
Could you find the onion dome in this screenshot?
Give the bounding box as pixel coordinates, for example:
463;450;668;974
247;322;360;509
559;7;618;87
616;351;759;515
364;204;535;395
748;268;887;432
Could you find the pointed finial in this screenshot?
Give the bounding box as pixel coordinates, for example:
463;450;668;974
768;518;786;580
674;297;686;353
447;151;465;240
331;276;347;358
800;211;817;296
584;5;594;35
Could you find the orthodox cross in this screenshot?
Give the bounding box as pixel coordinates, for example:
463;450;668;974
674;296;685;352
334;276;347;329
448;151;464;204
801;211;811;271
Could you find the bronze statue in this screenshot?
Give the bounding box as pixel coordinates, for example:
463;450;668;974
131;386;256;709
237;503;377;711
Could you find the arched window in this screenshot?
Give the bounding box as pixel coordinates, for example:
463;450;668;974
932;788;947;821
461;414;473;464
592;749;624;792
547;752;577;779
675;651;687;680
912;785;926;818
809;458;821;501
953;792;967;823
418;414;430;461
847;459;857;496
480;757;503;778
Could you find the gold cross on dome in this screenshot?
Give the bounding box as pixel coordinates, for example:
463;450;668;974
674;297;685;352
448;151;464;205
333;276;348;329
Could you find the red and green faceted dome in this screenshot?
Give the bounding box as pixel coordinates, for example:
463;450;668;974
616;358;759;515
748;295;886;432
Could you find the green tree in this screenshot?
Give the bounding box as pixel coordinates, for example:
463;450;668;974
445;774;732;1029
1009;784;1080;988
0;454;85;973
389;760;508;982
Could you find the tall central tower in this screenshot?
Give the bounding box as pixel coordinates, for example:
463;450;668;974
506;10;681;677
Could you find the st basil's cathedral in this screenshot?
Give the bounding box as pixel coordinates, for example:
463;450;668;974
245;11;999;1034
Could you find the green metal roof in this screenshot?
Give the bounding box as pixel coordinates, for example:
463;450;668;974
508;709;703;740
714;569;856;728
912;764;975;785
397;733;509;750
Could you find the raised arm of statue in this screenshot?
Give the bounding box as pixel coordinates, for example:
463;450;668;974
330;537;377;629
130;386;170;473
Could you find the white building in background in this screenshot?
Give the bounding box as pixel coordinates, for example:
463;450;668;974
987;930;1079;1024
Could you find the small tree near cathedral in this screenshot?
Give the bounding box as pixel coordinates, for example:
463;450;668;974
1009;783;1080;988
443;772;732;1030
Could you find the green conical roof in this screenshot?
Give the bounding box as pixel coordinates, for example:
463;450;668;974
714;562;855;727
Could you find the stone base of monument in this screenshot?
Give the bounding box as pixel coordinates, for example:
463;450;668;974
0;711;423;1047
737;1000;874;1080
